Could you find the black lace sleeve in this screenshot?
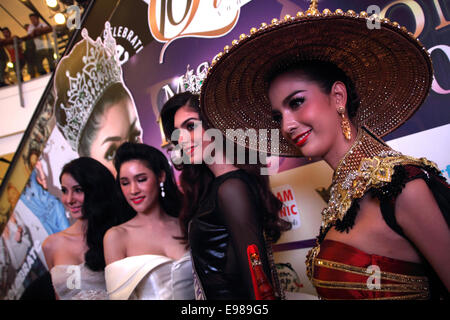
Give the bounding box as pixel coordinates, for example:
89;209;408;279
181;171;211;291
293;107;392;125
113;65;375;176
372;164;450;237
217;177;271;299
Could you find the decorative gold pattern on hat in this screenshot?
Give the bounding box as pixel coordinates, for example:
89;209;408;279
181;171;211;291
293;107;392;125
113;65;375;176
200;0;433;157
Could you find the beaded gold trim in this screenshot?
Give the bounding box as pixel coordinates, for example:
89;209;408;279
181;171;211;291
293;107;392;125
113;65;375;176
315;259;429;285
322;130;438;230
306;244;320;281
305;128;438;286
312;279;428;293
209;2;430;69
360;293;430;300
321;293;429;300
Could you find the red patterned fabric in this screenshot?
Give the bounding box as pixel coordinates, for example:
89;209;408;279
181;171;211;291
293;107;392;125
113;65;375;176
247;244;276;300
313;240;429;300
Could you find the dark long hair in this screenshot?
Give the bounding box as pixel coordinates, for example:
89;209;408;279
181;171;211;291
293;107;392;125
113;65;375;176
113;142;183;219
59;157;134;271
77;83;133;157
160;92;290;242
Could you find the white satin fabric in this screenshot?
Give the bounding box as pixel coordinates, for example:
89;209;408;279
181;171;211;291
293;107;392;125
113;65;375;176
105;252;195;300
50;264;108;300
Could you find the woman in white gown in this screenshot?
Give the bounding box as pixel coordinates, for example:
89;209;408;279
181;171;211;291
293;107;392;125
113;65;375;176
103;142;195;300
42;157;133;299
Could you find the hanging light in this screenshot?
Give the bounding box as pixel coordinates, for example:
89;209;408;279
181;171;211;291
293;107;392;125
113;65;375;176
46;0;58;8
46;0;60;11
54;13;66;25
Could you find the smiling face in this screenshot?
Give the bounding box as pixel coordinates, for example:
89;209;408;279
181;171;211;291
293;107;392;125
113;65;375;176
173;105;210;164
89;98;143;176
268;70;347;159
119;160;163;214
60;173;85;220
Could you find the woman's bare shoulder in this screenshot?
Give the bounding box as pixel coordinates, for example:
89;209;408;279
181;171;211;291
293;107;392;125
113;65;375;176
42;230;69;250
104;224;128;241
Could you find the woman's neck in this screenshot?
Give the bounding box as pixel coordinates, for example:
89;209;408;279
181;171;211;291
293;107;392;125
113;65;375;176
328;127;395;185
135;201;169;224
66;218;87;236
206;148;240;177
207;162;240;178
323;125;358;171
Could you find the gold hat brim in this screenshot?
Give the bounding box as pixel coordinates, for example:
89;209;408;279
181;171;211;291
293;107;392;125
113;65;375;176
200;13;433;157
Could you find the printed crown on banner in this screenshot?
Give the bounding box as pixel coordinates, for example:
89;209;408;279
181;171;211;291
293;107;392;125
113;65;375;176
181;64;208;95
54;21;123;152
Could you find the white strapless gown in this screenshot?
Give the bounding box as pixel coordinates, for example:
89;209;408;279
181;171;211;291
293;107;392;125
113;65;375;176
50;264;108;300
105;252;195;300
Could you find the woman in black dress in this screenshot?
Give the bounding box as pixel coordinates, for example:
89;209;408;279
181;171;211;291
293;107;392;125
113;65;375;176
160;92;290;300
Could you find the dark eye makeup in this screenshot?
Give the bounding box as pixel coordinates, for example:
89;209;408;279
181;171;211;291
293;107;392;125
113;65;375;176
289;96;305;109
271;111;282;123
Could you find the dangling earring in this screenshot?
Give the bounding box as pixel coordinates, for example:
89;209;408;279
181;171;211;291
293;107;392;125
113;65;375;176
337;105;352;140
159;181;165;198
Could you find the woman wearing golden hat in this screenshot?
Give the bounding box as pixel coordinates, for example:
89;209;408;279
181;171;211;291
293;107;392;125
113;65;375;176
200;1;450;300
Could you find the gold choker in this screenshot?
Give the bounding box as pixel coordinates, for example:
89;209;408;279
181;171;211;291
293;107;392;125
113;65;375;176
306;127;439;281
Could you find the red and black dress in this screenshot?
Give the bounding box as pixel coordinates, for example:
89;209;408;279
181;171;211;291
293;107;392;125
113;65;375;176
307;159;450;300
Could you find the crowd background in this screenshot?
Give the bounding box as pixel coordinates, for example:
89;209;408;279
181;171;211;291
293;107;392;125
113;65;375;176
0;0;90;87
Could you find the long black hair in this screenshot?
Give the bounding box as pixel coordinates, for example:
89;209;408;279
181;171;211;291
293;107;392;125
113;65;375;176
160;92;290;242
113;142;183;219
59;157;134;271
77;83;133;157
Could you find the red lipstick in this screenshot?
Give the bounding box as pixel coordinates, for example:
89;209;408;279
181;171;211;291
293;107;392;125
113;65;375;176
293;129;312;147
131;196;145;204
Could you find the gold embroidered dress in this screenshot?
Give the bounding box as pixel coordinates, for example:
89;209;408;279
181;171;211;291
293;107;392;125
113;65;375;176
306;128;450;300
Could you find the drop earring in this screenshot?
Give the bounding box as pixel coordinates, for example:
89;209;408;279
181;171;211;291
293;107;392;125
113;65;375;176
160;181;165;198
337;105;352;140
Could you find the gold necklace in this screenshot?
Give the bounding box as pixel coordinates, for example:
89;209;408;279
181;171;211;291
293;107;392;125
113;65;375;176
322;128;397;228
305;127;439;281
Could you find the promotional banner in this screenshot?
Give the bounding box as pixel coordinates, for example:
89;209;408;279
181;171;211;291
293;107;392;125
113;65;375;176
0;0;448;299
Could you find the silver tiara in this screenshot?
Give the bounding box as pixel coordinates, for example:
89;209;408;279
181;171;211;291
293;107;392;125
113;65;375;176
181;64;208;94
56;21;123;152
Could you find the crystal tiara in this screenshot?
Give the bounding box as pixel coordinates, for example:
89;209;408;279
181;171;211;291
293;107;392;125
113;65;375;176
56;21;123;152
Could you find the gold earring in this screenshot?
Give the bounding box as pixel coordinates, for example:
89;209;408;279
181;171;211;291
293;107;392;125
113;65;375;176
337;105;352;140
